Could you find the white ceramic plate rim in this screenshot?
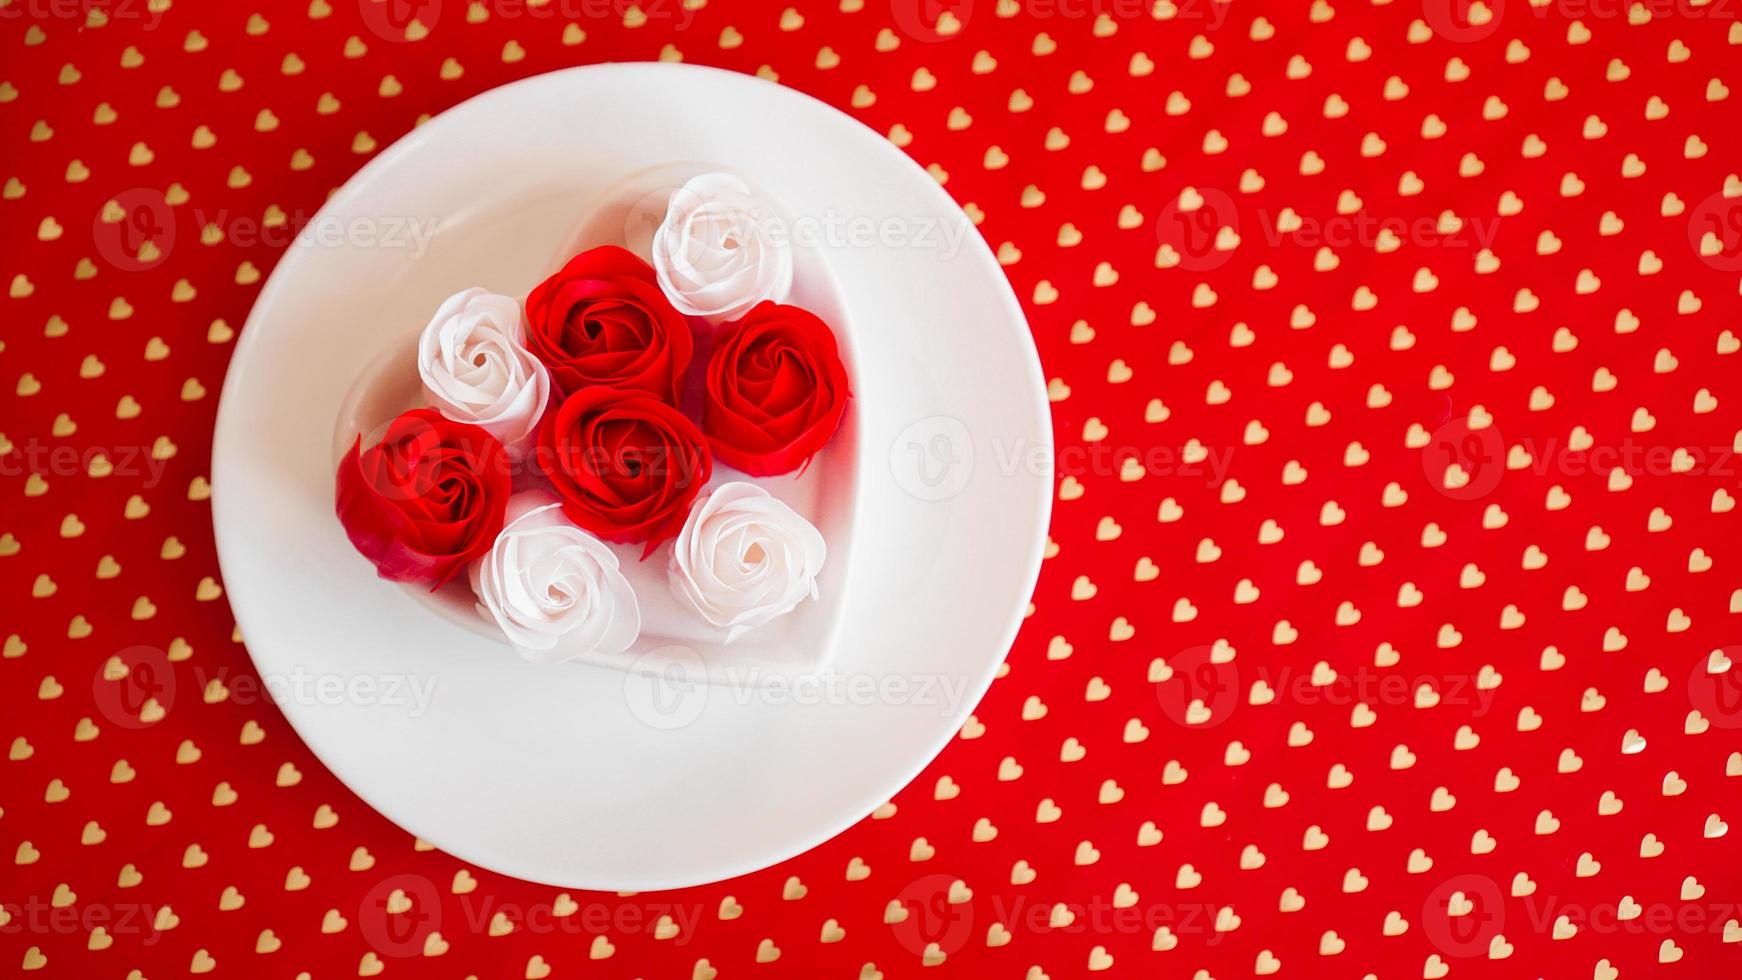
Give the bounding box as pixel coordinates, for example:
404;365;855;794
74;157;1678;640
213;63;1051;889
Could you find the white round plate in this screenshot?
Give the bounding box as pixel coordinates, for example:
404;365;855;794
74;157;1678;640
213;63;1051;889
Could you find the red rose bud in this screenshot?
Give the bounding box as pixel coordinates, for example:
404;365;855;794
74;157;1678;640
536;386;712;554
335;408;512;588
703;302;850;475
524;245;695;404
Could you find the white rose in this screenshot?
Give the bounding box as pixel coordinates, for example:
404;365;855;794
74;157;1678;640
417;287;551;451
669;482;825;642
470;493;641;664
650;172;794;322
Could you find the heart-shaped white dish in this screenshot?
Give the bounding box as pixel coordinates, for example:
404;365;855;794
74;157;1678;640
331;161;859;681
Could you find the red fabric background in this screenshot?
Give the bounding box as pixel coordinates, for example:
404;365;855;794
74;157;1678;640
4;1;1742;977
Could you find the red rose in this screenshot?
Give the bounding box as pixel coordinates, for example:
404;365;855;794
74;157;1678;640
703;301;850;475
335;408;511;588
524;245;695;403
536;386;712;553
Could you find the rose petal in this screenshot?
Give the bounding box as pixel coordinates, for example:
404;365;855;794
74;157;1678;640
335;410;512;588
703;302;849;475
524;246;694;403
669;481;825;641
536;386;712;553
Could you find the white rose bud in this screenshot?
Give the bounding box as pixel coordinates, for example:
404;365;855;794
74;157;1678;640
650;172;794;322
417;287;551;452
669;482;825;642
471;493;641;663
